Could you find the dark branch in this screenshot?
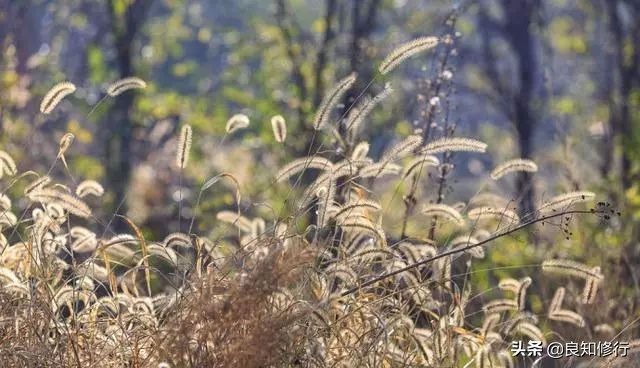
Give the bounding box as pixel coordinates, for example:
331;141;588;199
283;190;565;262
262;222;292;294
312;0;338;108
341;209;599;297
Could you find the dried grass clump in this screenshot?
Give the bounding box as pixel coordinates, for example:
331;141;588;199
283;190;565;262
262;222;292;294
156;240;314;367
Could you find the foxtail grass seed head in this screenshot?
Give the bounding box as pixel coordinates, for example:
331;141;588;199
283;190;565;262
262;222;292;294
549;309;586;328
403;155;440;178
276;157;333;182
490;158;538;180
469;193;511;208
421;137;487;155
498;278;521;293
516;277;532;310
176;124;192;169
106;77;147;96
482;299;518;314
582;267;602;304
540;191;595;212
378;36;439;75
468;206;520;225
57;133;75;159
345;83;392;138
381;134;423;163
542;259;603;280
271;115;287;143
76;180;104;198
40;82;76;114
28;188;92;218
515;323;546;345
313;73;357;130
0;151;17;178
421;204;464;227
216;211;252;233
549;287;566;314
25;175;51;195
482;313;501;335
358;162;401;179
0;194;10;211
226;113;250;133
351;142;370;160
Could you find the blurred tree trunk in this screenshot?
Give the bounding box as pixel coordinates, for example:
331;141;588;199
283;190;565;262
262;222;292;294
312;0;338;110
338;0;381;142
9;2;40;75
274;0;382;224
478;0;541;217
503;0;539;217
274;0;309;134
604;0;640;190
105;0;153;224
0;0;42;130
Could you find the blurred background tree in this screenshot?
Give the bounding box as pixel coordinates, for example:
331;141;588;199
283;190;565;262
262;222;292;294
0;0;639;286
